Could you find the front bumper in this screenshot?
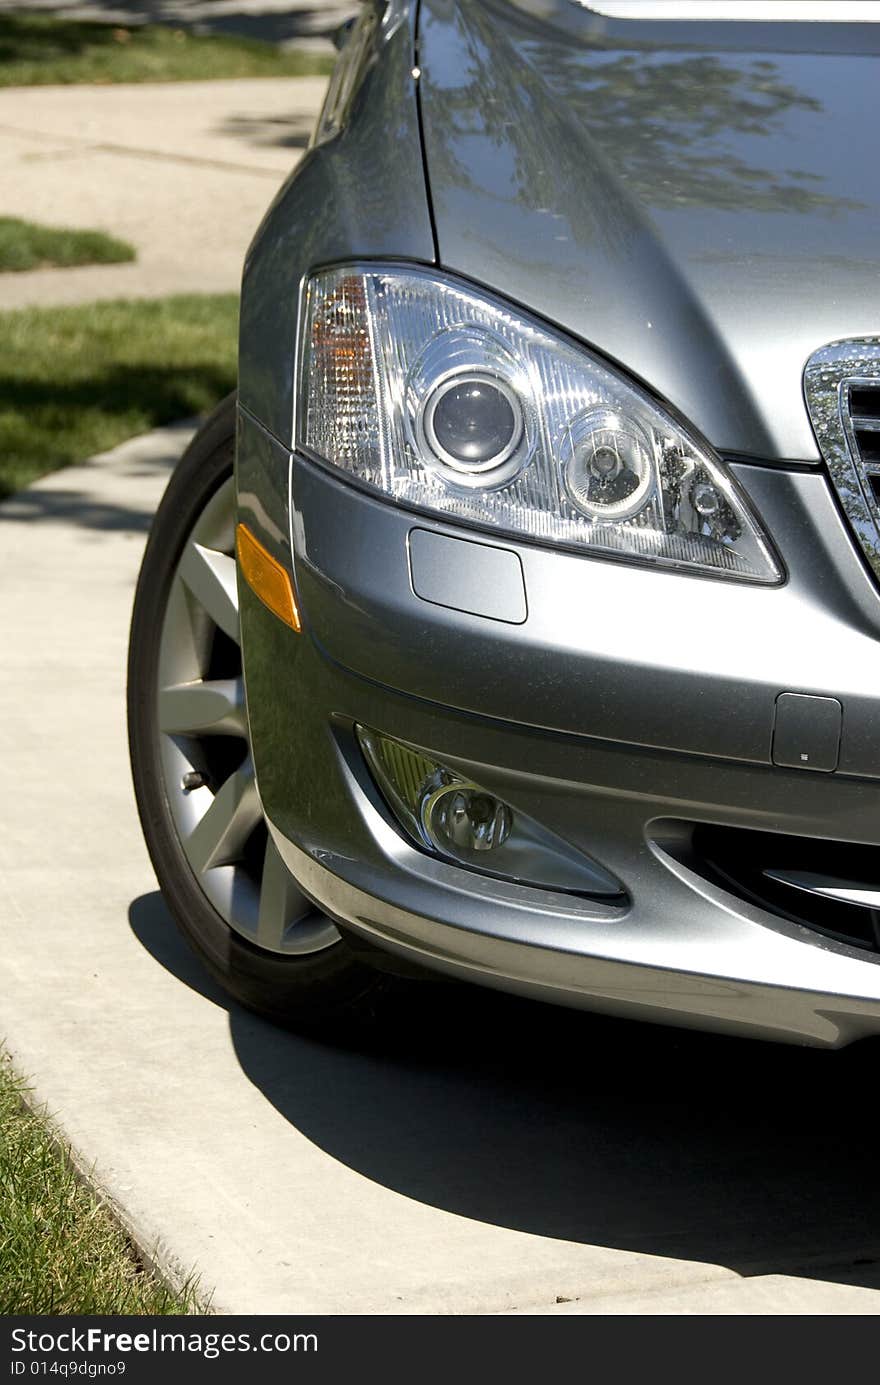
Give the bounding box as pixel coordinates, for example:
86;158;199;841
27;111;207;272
237;410;880;1048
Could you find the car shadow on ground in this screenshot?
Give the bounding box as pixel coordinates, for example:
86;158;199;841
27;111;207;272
130;889;880;1292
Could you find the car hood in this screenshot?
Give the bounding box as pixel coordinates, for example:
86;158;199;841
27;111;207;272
417;0;880;460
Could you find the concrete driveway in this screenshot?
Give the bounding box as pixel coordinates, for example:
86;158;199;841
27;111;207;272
0;0;358;46
0;76;327;308
1;429;880;1314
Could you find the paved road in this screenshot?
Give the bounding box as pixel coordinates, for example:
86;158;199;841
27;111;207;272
0;76;327;308
2;428;880;1313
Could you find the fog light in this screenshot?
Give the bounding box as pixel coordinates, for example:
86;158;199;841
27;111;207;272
356;726;624;897
422;783;512;855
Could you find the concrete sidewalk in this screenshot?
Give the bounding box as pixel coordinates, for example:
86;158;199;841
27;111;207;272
0;76;327;308
2;426;880;1314
0;0;357;47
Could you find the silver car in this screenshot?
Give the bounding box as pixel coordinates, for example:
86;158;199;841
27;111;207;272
128;0;880;1047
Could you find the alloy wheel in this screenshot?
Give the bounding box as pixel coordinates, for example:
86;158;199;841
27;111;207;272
155;475;339;956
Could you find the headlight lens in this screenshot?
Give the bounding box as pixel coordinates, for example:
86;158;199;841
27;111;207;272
424;377;520;473
298;265;780;582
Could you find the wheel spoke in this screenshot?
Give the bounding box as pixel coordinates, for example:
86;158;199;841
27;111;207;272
191;475;236;554
257;835;311;951
185;761;261;875
155;471;337;956
177;541;239;645
159;677;246;738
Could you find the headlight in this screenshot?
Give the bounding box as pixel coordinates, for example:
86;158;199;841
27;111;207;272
298;264;780;583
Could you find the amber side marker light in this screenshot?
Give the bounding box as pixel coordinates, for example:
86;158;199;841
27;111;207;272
236;522;301;632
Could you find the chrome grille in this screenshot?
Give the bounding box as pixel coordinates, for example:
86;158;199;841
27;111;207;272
847;381;880;480
804;339;880;583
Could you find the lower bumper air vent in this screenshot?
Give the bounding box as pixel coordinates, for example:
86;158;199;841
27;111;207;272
694;823;880;955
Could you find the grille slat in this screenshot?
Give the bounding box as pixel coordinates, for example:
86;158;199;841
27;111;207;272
849;382;880;471
857;436;880;466
849;385;880;421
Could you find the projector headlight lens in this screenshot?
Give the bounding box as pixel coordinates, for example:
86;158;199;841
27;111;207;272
407;325;534;488
562;409;654;522
298;265;779;582
424;376;522;473
357;726;624;897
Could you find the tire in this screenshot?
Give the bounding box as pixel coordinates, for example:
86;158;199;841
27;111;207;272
127;394;393;1033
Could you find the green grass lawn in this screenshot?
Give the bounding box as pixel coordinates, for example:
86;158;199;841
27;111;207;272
0;13;334;85
0;294;238;499
0;217;136;272
0;1052;198;1313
